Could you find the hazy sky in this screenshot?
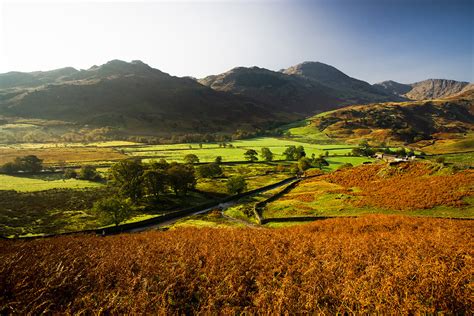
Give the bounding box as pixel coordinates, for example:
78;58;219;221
0;0;472;83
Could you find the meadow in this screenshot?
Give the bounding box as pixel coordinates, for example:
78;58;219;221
1;215;471;314
123;137;360;163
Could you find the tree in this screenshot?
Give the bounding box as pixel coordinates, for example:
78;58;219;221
283;145;296;160
109;159;145;203
313;157;329;169
142;168;167;198
184;154;200;165
352;142;375;157
261;147;273;162
215;156;223;164
298;157;312;172
64;169;77;179
244;149;258;162
295;146;306;160
166;164;196;195
227;176;247;194
6;155;44;173
196;163;223;178
94;197;133;226
1;162;19;174
396;148;407;156
78;165;101;181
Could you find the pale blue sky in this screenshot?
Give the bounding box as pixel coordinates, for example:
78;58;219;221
0;0;472;83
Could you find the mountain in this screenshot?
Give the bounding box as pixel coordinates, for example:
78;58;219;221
200;62;399;115
282;62;401;104
374;79;471;100
373;80;412;96
199;66;341;114
0;60;289;138
297;89;474;147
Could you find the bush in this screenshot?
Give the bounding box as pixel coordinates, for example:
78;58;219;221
227;176;247;194
0;155;43;173
197;163;223;179
298;157;312;172
93;196;133;226
78;165;102;181
184;154;200;165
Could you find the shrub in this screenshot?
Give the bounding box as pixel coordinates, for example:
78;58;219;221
184;154;200;165
78;165;102;181
93;196;133;226
227;176;247;194
197;163;223;179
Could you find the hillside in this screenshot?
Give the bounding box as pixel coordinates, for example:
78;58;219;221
201;62;399;113
199;66;341;114
374;79;471;100
264;162;474;219
292;90;474;147
0;60;289;139
0;215;471;314
282;61;401;104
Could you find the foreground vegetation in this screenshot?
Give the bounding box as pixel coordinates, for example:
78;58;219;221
0;215;471;314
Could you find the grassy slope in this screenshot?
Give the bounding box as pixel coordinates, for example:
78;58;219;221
264;162;474;219
284;93;474;152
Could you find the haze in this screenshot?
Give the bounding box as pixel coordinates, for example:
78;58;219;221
0;0;472;83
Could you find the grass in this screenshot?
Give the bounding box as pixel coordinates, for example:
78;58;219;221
1;215;471;314
0;146;126;165
126;137;357;163
0;140;139;149
169;212;246;229
427;152;474;167
0;174;102;192
418;134;474;154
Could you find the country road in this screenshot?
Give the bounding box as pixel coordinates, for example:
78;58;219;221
127;179;298;233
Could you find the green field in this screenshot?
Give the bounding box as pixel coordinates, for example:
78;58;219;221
125;137;358;163
0;174;103;192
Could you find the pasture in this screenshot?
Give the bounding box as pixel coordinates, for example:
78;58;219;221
0;174;102;192
124;137;359;163
0;146;126;165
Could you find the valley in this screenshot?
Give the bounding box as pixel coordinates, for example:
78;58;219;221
0;62;472;314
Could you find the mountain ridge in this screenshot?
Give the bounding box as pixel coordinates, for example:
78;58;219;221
0;59;470;141
374;78;471;100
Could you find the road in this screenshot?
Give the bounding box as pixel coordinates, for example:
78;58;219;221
127;179;297;233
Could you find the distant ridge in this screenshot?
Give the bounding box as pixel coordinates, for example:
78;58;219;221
374;79;471;100
0;59;470;139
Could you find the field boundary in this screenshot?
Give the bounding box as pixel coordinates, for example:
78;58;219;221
253;174;326;224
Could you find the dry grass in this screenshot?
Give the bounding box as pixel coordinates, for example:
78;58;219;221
0;147;126;165
0;215;472;314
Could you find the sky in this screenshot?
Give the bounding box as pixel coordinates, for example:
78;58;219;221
0;0;472;83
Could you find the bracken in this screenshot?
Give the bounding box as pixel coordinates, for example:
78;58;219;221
0;215;472;314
